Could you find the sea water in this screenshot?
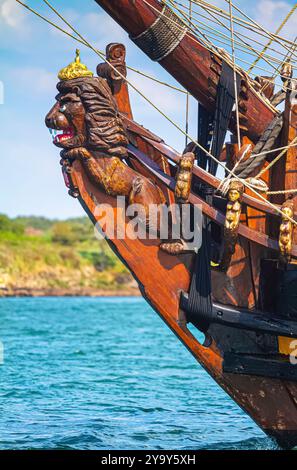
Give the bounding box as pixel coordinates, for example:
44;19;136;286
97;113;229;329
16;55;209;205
0;297;278;450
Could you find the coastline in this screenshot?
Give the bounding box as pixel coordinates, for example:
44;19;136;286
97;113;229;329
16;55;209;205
0;287;141;298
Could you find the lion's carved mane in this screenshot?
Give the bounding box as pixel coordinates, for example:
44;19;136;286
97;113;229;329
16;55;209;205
57;77;128;158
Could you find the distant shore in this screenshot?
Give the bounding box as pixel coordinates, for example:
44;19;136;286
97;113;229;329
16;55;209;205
0;287;141;298
0;215;140;299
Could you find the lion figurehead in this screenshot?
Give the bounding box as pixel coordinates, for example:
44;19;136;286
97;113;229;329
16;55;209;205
45;50;128;158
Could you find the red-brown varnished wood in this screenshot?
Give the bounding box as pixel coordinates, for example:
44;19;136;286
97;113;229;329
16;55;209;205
282;95;297;245
46;40;297;446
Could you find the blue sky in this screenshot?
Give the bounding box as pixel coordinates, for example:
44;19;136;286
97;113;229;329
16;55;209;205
0;0;296;219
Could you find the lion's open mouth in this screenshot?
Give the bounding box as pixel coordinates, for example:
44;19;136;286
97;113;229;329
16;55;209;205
49;127;75;145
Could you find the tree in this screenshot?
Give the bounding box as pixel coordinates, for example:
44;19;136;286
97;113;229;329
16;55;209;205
51;222;76;246
0;214;24;235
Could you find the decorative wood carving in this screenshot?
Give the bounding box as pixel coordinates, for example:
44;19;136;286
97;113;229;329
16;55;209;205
220;180;244;271
97;43;133;119
174;152;195;203
279;200;294;263
45;33;297;445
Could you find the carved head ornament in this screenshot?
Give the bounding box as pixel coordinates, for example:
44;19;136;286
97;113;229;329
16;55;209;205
228;180;244;203
58;49;93;81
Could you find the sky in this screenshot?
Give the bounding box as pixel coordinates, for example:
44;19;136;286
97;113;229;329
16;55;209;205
0;0;297;219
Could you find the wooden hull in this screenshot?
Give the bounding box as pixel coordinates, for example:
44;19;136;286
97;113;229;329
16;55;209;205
69;158;297;449
51;4;297;447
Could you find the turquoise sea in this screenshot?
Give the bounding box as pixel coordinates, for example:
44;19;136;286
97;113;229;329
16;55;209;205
0;297;278;450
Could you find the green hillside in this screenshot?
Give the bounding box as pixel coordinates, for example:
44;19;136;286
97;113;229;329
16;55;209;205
0;214;137;297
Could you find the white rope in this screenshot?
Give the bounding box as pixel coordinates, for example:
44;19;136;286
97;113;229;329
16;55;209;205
218;145;251;195
228;0;241;149
171;0;297;70
185;0;193;146
173;0;297;64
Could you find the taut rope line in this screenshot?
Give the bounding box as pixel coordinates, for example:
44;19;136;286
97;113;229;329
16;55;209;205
228;0;241;149
185;0;193;146
248;3;297;73
146;1;297;97
192;0;297;51
15;0;187;95
170;0;297;71
172;0;297;64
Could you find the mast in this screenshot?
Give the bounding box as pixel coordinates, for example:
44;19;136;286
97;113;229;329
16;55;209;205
95;0;275;141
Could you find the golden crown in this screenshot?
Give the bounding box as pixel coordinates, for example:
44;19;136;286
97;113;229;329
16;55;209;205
58;49;93;81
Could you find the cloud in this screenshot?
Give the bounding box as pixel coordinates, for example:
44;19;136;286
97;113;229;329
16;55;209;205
254;0;297;38
11;67;56;94
47;9;129;59
0;0;27;28
82;12;128;45
129;70;185;116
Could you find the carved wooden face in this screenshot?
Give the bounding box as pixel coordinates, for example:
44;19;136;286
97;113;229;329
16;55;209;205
45;77;128;157
45;89;86;149
282;206;293;221
228;189;240;202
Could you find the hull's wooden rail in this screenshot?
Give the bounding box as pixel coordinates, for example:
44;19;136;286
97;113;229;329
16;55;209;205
125;117;281;218
128;144;297;257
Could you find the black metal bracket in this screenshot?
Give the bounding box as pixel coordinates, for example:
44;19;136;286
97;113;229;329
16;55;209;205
223;353;297;382
180;292;297;338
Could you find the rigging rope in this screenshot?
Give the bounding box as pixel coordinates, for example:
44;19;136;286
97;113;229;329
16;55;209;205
171;0;297;71
248;3;297;73
16;0;297;228
163;0;216;51
228;0;241;149
191;0;297;51
20;0;293;98
165;0;297;94
260;35;297;95
233;115;284;179
20;0;294;96
256;136;297;179
185;0;193;147
221;0;297;61
15;0;187;95
172;0;297;64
